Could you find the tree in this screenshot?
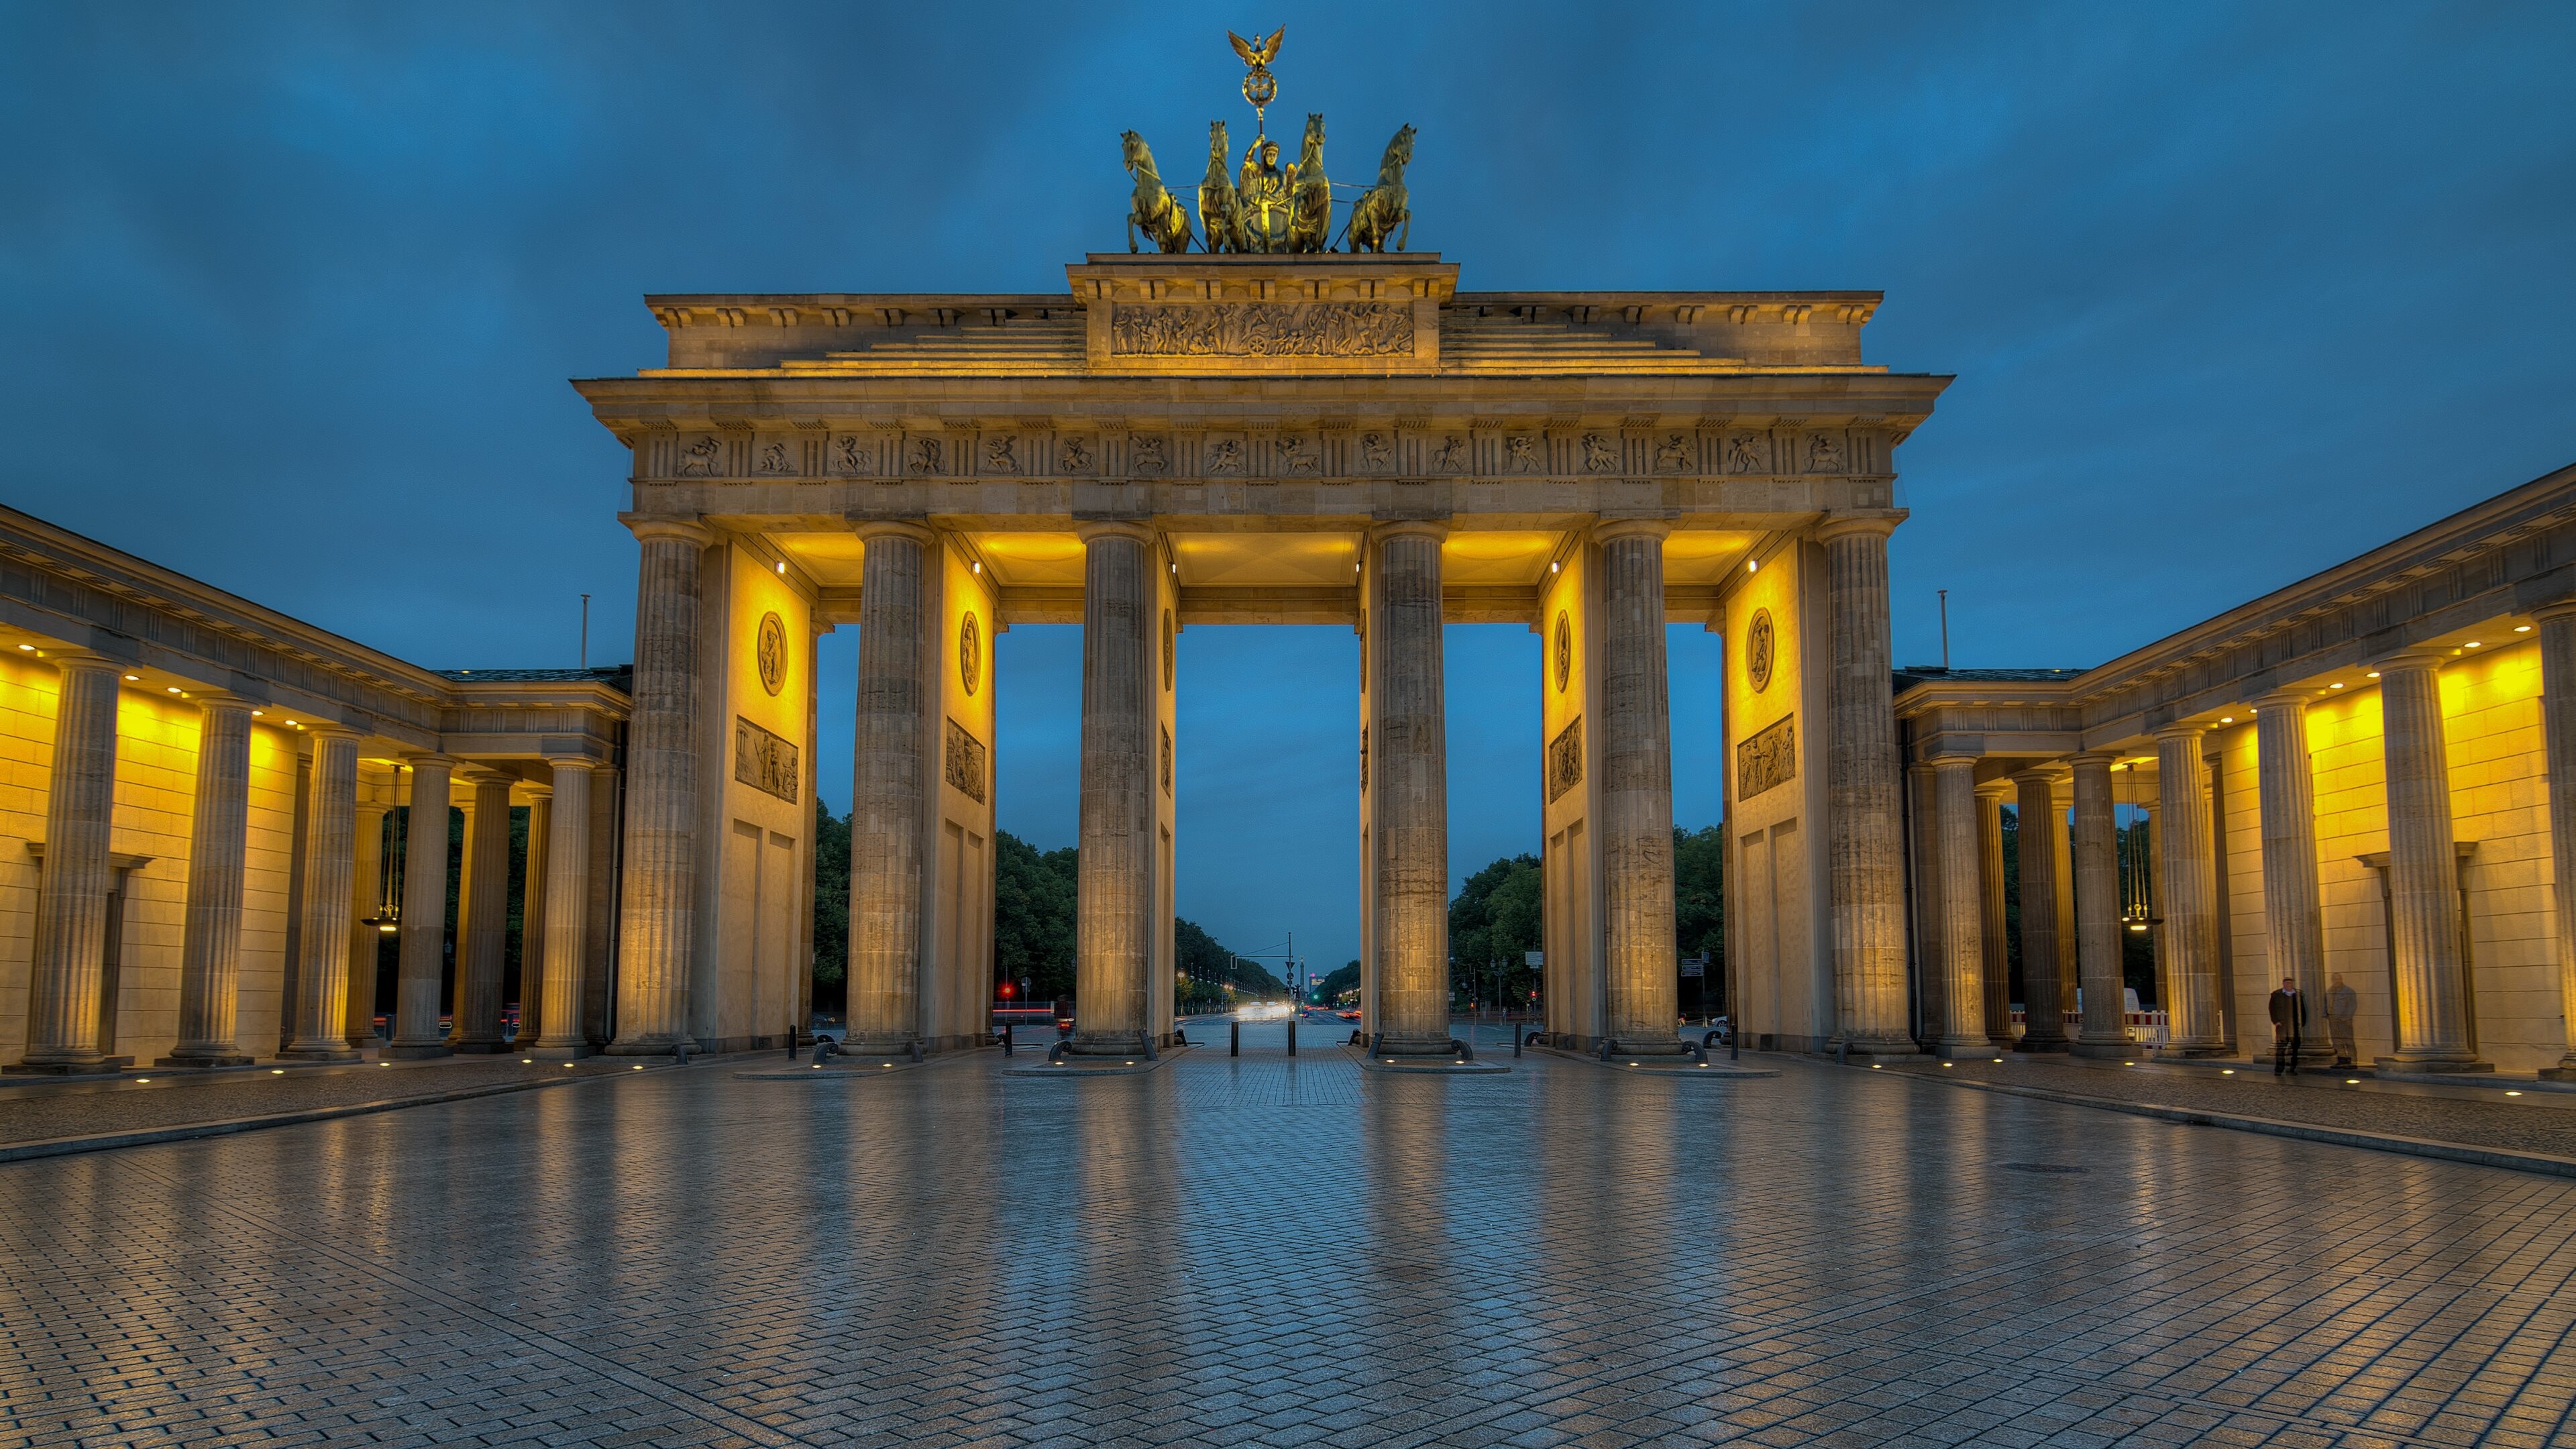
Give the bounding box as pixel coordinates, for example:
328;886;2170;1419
994;830;1078;1002
811;798;851;1010
1449;853;1541;1008
1674;824;1725;1013
1318;960;1360;1004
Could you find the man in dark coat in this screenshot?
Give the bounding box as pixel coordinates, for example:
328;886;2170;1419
2268;977;2306;1076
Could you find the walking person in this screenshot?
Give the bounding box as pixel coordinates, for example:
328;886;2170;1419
2268;976;2306;1076
2326;973;2359;1067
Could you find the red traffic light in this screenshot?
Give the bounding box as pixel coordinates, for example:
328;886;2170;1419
998;982;1015;999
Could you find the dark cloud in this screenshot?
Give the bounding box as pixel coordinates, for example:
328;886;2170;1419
4;1;2569;971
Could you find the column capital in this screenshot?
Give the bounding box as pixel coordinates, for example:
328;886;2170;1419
1592;518;1672;545
2378;647;2451;676
1974;777;2012;802
518;784;555;803
2253;688;2316;712
542;754;604;775
1368;519;1448;545
1073;520;1154;547
2008;765;2058;788
401;751;460;769
623;515;714;548
1813;509;1907;545
301;721;363;742
1929;753;1979;775
855;519;935;546
2152;720;2208;743
2532;598;2576;625
191;690;258;716
2070;749;2121;769
46;650;124;678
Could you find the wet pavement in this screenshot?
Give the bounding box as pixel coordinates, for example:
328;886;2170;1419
4;1030;2575;1447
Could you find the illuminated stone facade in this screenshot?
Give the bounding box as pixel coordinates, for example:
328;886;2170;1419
1898;462;2576;1075
579;252;1944;1056
0;506;629;1071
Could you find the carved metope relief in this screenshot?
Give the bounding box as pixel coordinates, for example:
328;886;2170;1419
1108;302;1413;357
735;717;800;803
1737;716;1795;801
1547;716;1584;804
943;718;987;804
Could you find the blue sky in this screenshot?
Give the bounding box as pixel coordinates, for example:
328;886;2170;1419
4;3;2571;973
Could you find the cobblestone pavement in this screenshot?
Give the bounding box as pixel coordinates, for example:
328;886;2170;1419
0;1053;658;1150
1880;1055;2576;1158
7;1038;2576;1448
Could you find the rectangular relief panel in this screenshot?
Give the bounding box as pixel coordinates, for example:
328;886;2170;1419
943;718;987;804
734;716;799;802
1547;716;1584;803
1737;716;1796;801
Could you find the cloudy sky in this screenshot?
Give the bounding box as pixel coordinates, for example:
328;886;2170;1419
5;3;2571;974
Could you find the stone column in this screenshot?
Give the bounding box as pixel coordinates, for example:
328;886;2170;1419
533;760;594;1057
343;794;388;1050
2051;773;2077;1027
1816;513;1913;1053
517;784;551;1046
1933;757;1989;1057
1368;521;1451;1054
15;654;125;1073
1073;522;1155;1053
1597;521;1684;1053
2012;768;2068;1051
2378;651;2486;1070
2538;602;2576;1079
2070;752;2131;1057
610;517;712;1054
1976;780;2012;1049
389;755;455;1058
451;771;512;1052
2254;690;2330;1061
2156;723;2226;1055
164;694;256;1067
280;726;362;1061
849;521;930;1049
1908;761;1947;1044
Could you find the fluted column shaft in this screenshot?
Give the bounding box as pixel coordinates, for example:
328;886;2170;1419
2070;753;2130;1054
2254;691;2329;1059
2157;724;2225;1053
534;761;594;1055
343;797;387;1049
1933;758;1989;1057
2013;769;2068;1049
1597;522;1682;1051
2538;603;2576;1076
2051;775;2077;1023
1370;522;1450;1052
168;696;256;1066
1976;782;2012;1048
518;786;551;1044
610;517;711;1053
1908;763;1947;1044
2379;653;2483;1067
1817;515;1912;1050
451;773;511;1050
282;727;362;1059
390;755;455;1055
850;522;930;1046
19;656;123;1069
1074;523;1155;1051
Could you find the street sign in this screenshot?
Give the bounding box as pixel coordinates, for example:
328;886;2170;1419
1524;951;1544;967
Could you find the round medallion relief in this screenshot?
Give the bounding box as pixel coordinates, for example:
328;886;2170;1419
1162;609;1175;692
1553;612;1572;692
959;610;982;696
1746;607;1776;694
755;612;786;696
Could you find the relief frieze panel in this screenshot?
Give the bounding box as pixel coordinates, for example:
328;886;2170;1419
1737;715;1796;801
735;716;800;803
1108;301;1413;358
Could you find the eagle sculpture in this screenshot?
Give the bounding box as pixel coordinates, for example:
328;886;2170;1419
1228;27;1283;68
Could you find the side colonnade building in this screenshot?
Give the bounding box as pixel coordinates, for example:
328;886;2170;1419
1894;462;2576;1077
0;506;631;1072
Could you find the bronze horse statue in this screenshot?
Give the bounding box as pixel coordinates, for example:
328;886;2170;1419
1344;124;1414;253
1121;130;1195;255
1287;113;1331;254
1197;120;1245;254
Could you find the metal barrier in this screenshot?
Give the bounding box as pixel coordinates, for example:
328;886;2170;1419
812;1037;842;1066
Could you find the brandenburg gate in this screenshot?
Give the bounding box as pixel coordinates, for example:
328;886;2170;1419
574;250;1948;1060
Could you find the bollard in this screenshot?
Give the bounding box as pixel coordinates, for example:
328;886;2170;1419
908;1040;924;1064
674;1041;691;1067
1287;1015;1297;1057
1513;1027;1523;1059
1002;1022;1014;1057
1231;1020;1240;1057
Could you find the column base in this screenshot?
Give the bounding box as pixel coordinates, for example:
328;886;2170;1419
6;1055;132;1076
526;1042;595;1059
1936;1036;1994;1061
2375;1055;2493;1076
275;1044;361;1063
1601;1038;1691;1058
384;1042;453;1060
1839;1034;1920;1060
156;1050;255;1067
2539;1062;2576;1082
605;1034;698;1057
2164;1042;2236;1059
2070;1038;2141;1060
1063;1032;1152;1057
449;1039;508;1055
2015;1036;2072;1054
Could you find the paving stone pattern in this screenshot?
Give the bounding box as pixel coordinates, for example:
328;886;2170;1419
0;1055;650;1148
1886;1056;2576;1158
5;1046;2576;1447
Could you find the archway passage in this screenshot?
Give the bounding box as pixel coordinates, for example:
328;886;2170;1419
575;250;1942;1057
